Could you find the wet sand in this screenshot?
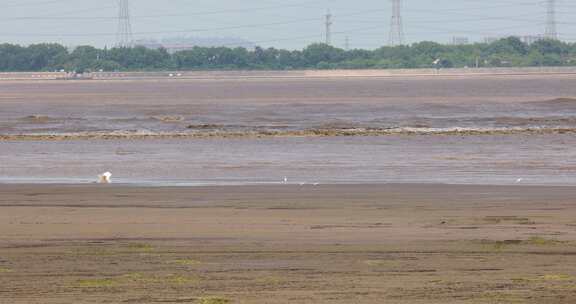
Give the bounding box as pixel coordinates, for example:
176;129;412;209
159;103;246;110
2;135;576;186
1;184;576;303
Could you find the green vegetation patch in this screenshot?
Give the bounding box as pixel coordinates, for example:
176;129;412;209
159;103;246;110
512;274;575;283
76;272;198;289
364;260;392;267
254;275;286;286
198;297;231;304
123;272;198;285
478;292;527;304
0;267;12;273
126;243;155;252
539;274;574;282
67;248;117;256
170;259;203;266
526;236;566;246
76;278;118;288
165;274;197;285
480;239;522;251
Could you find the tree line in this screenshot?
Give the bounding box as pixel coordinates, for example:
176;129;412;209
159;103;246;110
1;37;575;72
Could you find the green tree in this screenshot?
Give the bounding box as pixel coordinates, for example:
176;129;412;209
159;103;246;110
302;43;345;67
0;39;576;72
26;43;68;71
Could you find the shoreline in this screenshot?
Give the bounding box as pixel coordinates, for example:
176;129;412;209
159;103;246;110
4;67;576;81
1;181;575;187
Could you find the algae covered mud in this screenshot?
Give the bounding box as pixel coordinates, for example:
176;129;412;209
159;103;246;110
1;184;576;304
1;73;576;185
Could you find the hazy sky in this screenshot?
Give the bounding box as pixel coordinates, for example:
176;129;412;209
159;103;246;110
1;0;575;49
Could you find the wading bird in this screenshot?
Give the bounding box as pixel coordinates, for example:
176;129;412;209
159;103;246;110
98;172;112;184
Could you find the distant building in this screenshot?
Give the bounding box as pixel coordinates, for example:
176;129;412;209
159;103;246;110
451;37;469;45
483;37;501;44
519;35;544;45
135;37;256;53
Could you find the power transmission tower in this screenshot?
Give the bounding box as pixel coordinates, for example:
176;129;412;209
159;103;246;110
545;0;558;40
388;0;404;46
116;0;133;48
325;9;333;45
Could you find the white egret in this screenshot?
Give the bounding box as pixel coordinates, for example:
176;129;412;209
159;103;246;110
98;172;112;184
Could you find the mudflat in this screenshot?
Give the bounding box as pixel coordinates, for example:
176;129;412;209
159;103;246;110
2;74;576;185
2;73;576;303
1;184;575;303
2;74;576;139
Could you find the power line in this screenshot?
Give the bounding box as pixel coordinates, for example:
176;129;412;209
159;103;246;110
1;0;573;49
388;0;404;46
325;9;333;45
545;0;558;39
116;0;133;48
3;0;75;9
0;1;328;22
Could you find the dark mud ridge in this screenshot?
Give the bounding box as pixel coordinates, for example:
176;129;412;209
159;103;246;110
2;126;576;141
